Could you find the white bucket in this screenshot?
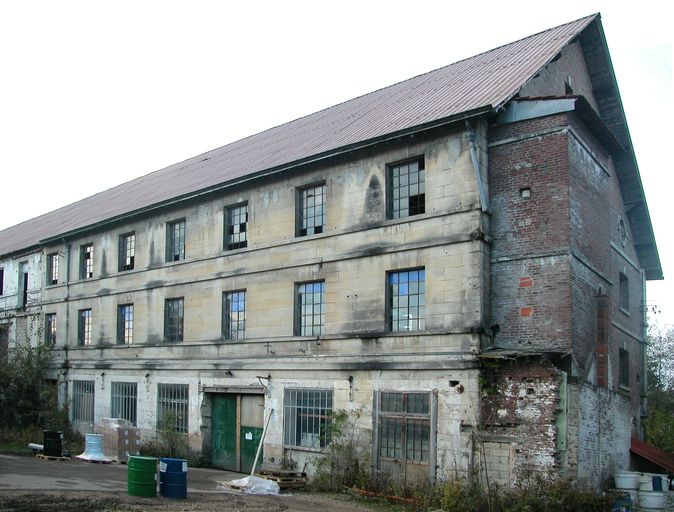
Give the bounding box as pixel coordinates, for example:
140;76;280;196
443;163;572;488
614;471;641;489
640;474;655;491
638;490;668;510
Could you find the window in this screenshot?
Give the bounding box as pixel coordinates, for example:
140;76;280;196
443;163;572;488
78;309;92;346
284;388;333;449
80;244;94;279
225;203;248;250
0;268;3;295
119;233;136;271
72;380;95;422
388;158;425;219
619;349;629;389
47;253;59;285
222;290;246;340
297;183;326;236
388;268;425;332
111;382;138;425
45;313;57;345
164;298;184;343
295;281;325;336
157;383;189;433
619;272;629;311
117;304;134;345
166;219;186;262
378;391;431;463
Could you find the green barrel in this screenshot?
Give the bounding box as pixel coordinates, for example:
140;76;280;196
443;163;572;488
128;456;158;497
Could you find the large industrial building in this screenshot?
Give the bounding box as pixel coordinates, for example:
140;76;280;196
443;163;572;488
0;13;661;489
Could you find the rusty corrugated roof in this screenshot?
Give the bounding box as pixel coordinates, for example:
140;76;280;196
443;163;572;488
631;437;674;473
0;14;598;256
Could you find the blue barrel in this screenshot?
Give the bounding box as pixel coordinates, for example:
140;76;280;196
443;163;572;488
159;457;187;499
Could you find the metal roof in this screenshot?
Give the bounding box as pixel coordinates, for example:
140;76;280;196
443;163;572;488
0;14;634;261
631;436;674;473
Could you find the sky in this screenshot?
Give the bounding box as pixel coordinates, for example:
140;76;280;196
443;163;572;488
0;1;672;327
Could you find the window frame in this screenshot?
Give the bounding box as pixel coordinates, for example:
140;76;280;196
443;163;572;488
387;157;426;219
45;313;57;345
111;381;138;425
47;252;59;285
157;383;189;433
225;202;248;251
296;182;326;237
0;267;4;295
80;243;94;279
294;280;325;336
283;388;333;450
619;272;629;312
387;267;426;332
619;348;630;389
164;297;184;343
117;304;134;345
166;219;186;262
222;290;246;340
77;308;92;346
72;380;95;423
118;232;136;272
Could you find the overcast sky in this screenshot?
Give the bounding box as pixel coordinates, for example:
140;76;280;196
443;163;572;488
1;1;672;327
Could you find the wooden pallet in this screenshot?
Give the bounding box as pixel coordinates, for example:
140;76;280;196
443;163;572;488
75;456;113;464
257;470;307;489
35;454;70;462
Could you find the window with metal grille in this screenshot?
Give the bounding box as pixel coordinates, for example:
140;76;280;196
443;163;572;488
72;380;95;422
388;158;425;219
47;253;59;285
222;290;246;340
164;298;184;343
619;349;629;389
166;219;185;262
378;391;430;463
225;203;248;250
80;244;94;279
297;183;326;236
78;309;92;346
119;233;136;271
388;268;425;332
111;382;138;425
283;388;333;449
157;383;189;433
117;304;134;344
45;313;56;345
295;281;325;336
619;272;629;311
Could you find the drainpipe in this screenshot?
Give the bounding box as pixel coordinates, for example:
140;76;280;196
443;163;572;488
63;241;71;408
640;269;647;433
465;122;489;212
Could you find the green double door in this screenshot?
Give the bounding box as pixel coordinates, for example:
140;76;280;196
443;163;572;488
211;394;264;473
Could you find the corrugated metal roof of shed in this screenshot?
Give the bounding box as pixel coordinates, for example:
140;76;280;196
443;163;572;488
0;14;597;256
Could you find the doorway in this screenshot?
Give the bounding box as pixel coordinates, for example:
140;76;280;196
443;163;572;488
211;394;264;473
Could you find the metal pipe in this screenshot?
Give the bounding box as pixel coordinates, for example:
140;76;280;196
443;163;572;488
465;124;489;212
250;409;273;476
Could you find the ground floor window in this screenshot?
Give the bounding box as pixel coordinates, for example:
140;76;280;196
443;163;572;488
111;381;138;425
378;391;431;463
283;388;333;449
157;383;189;433
72;380;95;422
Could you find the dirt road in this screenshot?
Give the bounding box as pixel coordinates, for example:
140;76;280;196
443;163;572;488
0;454;373;512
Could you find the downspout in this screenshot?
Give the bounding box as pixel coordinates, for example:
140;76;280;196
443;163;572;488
465;122;489;212
63;241;71;408
640;269;647;435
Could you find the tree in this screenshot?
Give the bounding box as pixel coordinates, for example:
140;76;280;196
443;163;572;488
644;326;674;452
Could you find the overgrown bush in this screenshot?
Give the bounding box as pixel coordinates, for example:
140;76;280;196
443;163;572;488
311;408;371;491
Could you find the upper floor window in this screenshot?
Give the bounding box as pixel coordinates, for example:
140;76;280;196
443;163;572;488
47;253;59;285
619;348;629;389
297;183;326;236
164;297;184;343
117;304;134;345
225;203;248;250
295;281;325;336
388;268;425;332
619;272;629;311
45;313;57;345
0;268;4;295
119;233;136;271
222;290;246;340
78;309;92;346
166;219;185;262
80;244;94;279
388;158;425;219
